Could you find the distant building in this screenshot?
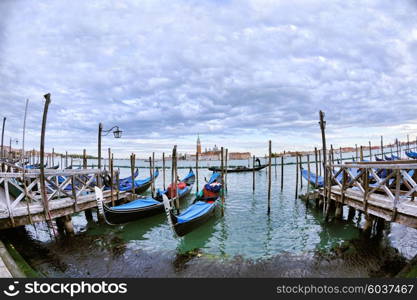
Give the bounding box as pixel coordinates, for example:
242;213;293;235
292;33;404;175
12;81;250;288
189;135;251;160
229;152;251;160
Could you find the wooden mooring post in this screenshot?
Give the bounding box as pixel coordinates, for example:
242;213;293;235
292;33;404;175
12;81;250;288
39;93;57;237
221;147;225;216
314;147;319;187
299;153;303;189
130;153;136;197
225;148;228;192
369;141;372;161
280;155;284;191
295;154;299;199
252;155;255;192
380;136;384;158
319;110;327;211
267;140;272;214
162;152;166;190
195;148;199;194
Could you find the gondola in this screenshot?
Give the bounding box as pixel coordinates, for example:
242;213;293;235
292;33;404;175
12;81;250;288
208;164;267;173
375;155;384;161
300;168;324;188
109;169;159;194
96;169;195;224
384;154;400;161
163;172;222;237
406;151;417;159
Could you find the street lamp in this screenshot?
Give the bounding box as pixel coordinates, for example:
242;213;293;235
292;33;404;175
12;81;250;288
97;122;122;170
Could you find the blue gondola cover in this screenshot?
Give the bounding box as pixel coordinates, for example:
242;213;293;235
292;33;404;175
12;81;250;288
110;198;160;210
176;201;214;224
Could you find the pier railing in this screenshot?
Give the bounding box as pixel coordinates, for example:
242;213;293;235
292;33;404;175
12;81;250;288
325;160;417;220
0;166;113;226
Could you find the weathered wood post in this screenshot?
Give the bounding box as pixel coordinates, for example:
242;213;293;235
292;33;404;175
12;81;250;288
152;152;155;197
162;152;166;190
39;93;57;237
295;153;299;199
225;148;228;192
130;153;136;197
195;149;199;194
221;147;225;216
109;148;114;206
83;149;87;169
267;140;272;214
318;149;322;176
314;147;319;188
339;147;342;163
360;146;364;161
355;144;358;161
252;155;255;192
319;110;327;210
280;155;284;191
407;134;410;151
396;138;400;157
65;151;68;168
368;141;372;161
381;136;384;157
307;153;311;195
149;156;153;197
1;117;5;159
52;148;55;166
299;153;303;189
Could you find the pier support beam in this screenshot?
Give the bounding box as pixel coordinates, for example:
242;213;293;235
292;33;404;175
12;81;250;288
84;209;93;222
335;203;343;219
363;214;374;236
375;217;386;237
56;215;75;236
347;207;356;221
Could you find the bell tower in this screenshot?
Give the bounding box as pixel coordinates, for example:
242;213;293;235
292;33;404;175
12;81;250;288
197;134;202;154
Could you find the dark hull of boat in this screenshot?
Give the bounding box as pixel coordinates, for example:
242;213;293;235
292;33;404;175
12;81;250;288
104;203;165;224
171;200;218;237
105;183;193;224
208;165;267;173
134;181;152;194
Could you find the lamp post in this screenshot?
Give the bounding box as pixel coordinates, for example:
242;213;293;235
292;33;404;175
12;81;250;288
97;123;122;170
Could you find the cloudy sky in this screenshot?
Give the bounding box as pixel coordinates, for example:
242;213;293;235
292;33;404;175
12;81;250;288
1;0;417;158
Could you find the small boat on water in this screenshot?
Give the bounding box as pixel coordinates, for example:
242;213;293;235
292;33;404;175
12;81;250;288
105;169;159;194
163;172;222;237
384;154;400;161
208;158;266;173
300;168;324;188
95;169;195;224
375;155;384;161
406;151;417;159
208;164;267;173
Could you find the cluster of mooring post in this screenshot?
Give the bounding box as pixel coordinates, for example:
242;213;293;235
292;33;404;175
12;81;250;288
292;110;411;238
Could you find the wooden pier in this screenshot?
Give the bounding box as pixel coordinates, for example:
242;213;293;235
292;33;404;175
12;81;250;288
316;160;417;229
0;162;127;230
